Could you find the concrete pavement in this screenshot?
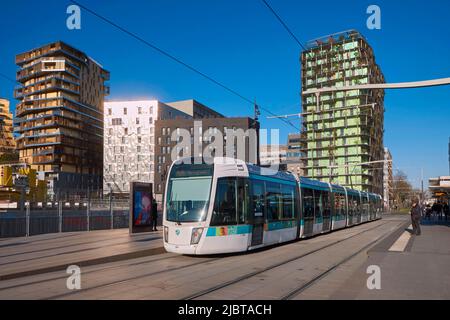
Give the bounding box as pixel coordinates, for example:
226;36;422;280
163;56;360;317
1;214;449;299
0;229;163;280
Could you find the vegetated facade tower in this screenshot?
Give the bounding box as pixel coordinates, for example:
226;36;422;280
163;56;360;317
301;30;385;195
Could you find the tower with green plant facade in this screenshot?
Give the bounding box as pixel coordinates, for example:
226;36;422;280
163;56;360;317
300;30;385;195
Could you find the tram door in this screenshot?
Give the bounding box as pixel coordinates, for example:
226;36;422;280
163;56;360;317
322;192;331;232
302;187;314;236
250;180;265;246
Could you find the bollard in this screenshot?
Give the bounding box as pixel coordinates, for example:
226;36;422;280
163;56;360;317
58;201;63;233
110;193;113;229
86;199;90;232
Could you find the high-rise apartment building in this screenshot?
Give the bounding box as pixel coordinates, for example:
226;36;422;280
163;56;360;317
103;100;191;194
301;30;385;194
0;98;15;157
14;41;110;197
383;147;393;211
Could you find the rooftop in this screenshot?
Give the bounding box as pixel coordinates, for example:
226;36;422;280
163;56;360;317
305;29;367;50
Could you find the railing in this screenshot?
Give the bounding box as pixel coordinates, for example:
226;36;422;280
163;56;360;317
0;199;135;238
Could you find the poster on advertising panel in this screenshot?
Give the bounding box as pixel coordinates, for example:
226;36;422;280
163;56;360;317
129;181;153;234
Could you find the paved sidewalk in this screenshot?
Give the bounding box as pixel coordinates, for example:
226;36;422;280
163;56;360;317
0;229;164;280
331;219;450;299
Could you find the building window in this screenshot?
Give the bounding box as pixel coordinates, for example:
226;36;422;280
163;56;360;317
149;117;153;124
112;118;122;125
108;108;112;115
137;146;141;153
136;118;140;125
123;107;127;115
138;107;142;114
137;127;141;134
124;128;128;135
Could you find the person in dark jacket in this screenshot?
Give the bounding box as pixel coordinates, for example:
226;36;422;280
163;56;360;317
410;198;422;236
151;198;158;231
443;202;449;221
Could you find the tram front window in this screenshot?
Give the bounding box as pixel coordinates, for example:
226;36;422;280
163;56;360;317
166;163;213;222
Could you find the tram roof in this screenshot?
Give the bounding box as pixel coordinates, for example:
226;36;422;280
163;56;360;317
247;163;298;183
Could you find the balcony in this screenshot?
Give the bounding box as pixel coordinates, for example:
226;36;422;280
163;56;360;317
16;62;80;83
14;77;80;99
16;42;87;67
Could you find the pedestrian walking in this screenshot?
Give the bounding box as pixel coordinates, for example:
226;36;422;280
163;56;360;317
437;202;443;220
410;198;422;236
425;204;431;220
443;202;449;221
151;198;158;231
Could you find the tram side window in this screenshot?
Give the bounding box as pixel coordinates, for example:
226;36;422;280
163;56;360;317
322;191;331;217
212;178;237;226
356;196;361;214
251;179;265;218
302;187;314;218
237;179;250;224
348;195;354;216
266;182;281;221
334;193;345;217
363;197;369;215
281;184;295;219
314;190;324;217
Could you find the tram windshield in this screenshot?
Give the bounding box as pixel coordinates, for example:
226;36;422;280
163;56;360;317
166;162;213;222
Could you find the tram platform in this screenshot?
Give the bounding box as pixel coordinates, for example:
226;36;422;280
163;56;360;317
0;229;164;281
297;216;450;299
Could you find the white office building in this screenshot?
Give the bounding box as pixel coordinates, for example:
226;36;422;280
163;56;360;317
103;100;190;196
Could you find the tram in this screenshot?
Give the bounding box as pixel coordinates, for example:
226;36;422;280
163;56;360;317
163;157;382;255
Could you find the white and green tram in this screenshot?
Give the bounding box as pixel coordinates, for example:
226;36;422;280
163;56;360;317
163;158;382;255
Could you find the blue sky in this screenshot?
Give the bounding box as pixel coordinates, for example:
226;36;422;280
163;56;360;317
1;0;449;188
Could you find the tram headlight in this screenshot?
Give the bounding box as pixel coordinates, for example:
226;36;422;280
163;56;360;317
164;226;169;243
190;228;204;245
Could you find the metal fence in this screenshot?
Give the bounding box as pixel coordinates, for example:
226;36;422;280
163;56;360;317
0;198;131;238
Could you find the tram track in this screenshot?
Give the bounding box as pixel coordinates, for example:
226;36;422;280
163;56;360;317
0;235;163;264
281;222;399;300
1;218;401;300
43;256;223;300
182;220;398;300
0;252;176;291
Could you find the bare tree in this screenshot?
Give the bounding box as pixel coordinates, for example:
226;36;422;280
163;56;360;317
392;170;414;209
